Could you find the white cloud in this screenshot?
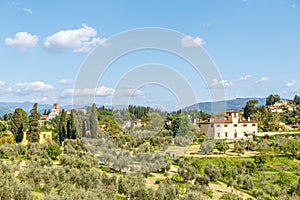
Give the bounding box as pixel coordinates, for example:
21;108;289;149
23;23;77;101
44;24;107;53
62;86;144;99
0;81;6;87
209;79;233;88
5;32;38;50
30;97;48;103
286;80;297;87
22;8;32;14
58;79;73;85
181;35;205;47
238;74;251;81
255;76;269;84
115;88;144;97
62;86;115;97
7;81;53;94
95;86;115;96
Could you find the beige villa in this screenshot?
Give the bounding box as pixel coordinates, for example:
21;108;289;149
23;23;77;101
21;131;52;145
199;110;258;140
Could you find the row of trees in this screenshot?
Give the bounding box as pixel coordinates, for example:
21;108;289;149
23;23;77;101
3;103;41;144
128;105;151;119
2;101;210;147
293;95;300;106
44;103;100;143
0;102;103;146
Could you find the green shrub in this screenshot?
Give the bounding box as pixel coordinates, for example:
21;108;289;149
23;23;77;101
204;190;213;198
171;173;184;183
155;178;161;184
46;144;62;160
219;193;242;200
200;140;214;155
215;141;229;154
0;143;19;158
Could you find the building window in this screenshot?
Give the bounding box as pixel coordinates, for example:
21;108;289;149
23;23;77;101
243;124;247;127
252;124;256;126
217;132;220;137
234;132;237;138
225;132;228;137
43;134;46;139
211;124;214;128
234;113;237;118
224;124;228;127
234;124;238;127
216;124;220;127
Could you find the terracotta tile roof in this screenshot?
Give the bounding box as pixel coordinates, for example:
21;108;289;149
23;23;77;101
210;119;232;123
199;118;232;124
199;118;258;124
227;110;239;113
238;119;258;123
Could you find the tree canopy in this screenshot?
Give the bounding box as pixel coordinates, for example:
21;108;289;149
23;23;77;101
27;103;40;143
10;108;28;143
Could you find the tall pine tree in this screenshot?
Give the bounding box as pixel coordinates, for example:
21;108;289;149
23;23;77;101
10;108;28;143
27;103;40;143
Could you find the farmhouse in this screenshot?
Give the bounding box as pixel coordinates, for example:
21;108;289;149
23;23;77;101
21;131;52;145
199;110;258;140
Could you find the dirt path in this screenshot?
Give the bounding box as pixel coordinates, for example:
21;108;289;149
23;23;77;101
209;181;256;200
184;144;259;158
152;164;255;200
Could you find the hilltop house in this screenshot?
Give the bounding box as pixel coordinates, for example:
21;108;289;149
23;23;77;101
48;103;60;120
268;100;293;113
199;110;258;140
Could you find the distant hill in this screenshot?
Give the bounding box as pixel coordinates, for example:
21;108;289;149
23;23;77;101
183;97;266;113
0;102;53;116
0;97;284;116
0;106;12;117
0;102;113;117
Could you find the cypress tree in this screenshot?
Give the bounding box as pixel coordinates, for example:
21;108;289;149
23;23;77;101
66;110;80;139
66;117;71;139
27;103;40;143
89;103;98;138
82;120;86;137
58;109;67;144
71;110;81;139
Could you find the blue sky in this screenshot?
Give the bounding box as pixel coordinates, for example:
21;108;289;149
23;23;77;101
0;0;299;110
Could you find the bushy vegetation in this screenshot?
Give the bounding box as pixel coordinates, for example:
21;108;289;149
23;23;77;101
0;102;300;199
